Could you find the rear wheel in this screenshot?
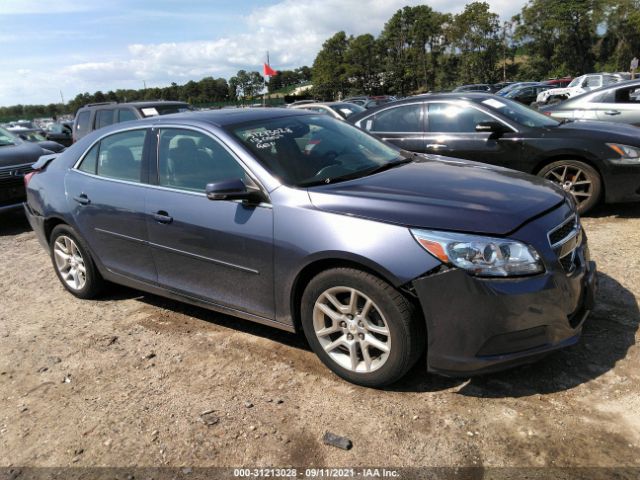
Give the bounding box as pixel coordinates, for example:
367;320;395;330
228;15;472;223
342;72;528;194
300;268;424;387
50;224;103;299
538;160;601;214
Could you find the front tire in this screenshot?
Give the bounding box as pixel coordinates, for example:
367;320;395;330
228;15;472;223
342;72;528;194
300;268;424;387
538;160;601;214
50;224;103;299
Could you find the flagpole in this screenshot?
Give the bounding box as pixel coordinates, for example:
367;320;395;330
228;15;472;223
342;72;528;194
263;51;269;107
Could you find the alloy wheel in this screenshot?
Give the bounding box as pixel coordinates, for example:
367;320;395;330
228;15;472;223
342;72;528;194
312;286;391;373
53;235;87;291
543;164;593;208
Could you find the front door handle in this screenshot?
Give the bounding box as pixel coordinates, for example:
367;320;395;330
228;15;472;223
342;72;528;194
427;144;449;150
153;211;173;224
73;193;90;205
604;110;621;116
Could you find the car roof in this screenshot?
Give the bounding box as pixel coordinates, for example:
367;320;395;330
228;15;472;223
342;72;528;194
553;78;640;106
79;100;189;110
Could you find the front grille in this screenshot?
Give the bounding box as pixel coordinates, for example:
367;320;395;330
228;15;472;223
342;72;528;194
548;214;581;274
0;163;34;183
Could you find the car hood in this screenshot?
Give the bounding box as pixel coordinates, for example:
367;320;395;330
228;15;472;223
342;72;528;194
556;120;640;139
308;157;565;235
0;141;45;168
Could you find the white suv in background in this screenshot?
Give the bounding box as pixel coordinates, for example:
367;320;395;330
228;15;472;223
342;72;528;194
537;73;622;105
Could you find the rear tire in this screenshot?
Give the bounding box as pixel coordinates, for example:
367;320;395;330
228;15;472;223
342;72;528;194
300;268;425;387
538;160;601;214
50;224;104;299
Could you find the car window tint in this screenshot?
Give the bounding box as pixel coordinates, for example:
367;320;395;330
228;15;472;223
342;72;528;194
585;77;602;88
367;104;423;132
75;111;91;137
95;110;115;129
613;86;640;104
78;143;99;174
117;109;137;123
427;103;495;133
96;129;146;182
158;129;246;192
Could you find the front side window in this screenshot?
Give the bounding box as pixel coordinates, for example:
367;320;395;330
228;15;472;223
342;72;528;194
157;129;246;192
95;110;115;129
118;109;138;123
95;129;146;182
78;143;99;174
427;103;495;133
0;127;17;147
365;104;424;133
230;114;404;187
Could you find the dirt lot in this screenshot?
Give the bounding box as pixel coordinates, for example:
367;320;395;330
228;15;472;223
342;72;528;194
0;204;638;476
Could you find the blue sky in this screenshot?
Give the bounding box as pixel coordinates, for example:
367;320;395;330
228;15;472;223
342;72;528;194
0;0;527;106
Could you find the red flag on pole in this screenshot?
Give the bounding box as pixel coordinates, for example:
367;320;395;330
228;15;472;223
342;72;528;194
263;63;277;77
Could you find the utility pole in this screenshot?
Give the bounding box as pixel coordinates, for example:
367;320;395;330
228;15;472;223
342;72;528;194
59;90;64;104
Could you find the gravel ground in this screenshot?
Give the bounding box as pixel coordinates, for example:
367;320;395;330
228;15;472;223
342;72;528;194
0;204;638;475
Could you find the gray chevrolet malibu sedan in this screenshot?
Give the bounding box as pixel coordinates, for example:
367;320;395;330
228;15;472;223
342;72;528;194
24;109;597;387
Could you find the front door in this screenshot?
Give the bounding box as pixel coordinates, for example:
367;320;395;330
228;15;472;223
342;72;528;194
423;102;523;169
145;127;275;319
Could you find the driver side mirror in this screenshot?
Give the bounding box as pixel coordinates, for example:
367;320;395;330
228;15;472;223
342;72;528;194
475;121;507;136
205;178;264;204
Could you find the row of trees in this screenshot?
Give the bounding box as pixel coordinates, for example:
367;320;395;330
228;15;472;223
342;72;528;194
311;0;640;99
3;0;640;119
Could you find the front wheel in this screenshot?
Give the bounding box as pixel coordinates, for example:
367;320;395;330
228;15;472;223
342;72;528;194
538;160;601;214
300;268;424;387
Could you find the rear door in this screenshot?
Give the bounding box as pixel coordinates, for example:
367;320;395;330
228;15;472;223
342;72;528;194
65;127;156;283
357;102;426;152
423;101;523;169
144;126;275;319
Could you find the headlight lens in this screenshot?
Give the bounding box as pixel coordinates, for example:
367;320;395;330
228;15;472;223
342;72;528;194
607;143;640;163
411;229;544;277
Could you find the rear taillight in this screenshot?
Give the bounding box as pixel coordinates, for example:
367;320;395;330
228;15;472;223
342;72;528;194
24;171;37;187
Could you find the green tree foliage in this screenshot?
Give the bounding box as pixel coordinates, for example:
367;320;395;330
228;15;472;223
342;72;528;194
597;0;640;72
312;31;349;99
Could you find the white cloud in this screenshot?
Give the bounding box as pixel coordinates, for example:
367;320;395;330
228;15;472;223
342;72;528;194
0;0;528;106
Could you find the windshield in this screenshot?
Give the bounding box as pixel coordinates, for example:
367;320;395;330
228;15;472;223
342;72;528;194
20;131;46;142
329;103;365;119
0;127;18;147
230;114;405;187
567;76;583;88
479;97;559;128
138;104;193;117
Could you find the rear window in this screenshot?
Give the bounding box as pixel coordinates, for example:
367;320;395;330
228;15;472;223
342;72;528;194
117;109;138;123
75;111;91;138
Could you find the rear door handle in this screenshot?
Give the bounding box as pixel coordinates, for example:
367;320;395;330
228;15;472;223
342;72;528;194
153;210;173;224
73;193;90;205
604;110;621;116
427;144;449;150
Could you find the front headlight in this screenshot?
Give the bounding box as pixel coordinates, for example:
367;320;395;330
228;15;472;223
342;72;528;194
607;143;640;163
411;229;544;277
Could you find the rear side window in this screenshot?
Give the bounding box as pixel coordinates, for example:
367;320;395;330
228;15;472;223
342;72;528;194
364;104;424;133
95;110;115;130
78;143;99;174
96;129;146;182
117;109;137;123
75;111;91;138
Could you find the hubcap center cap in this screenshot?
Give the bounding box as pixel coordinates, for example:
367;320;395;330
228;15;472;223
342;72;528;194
347;321;358;334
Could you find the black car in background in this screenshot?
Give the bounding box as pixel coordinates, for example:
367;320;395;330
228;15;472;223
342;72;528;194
8;128;66;153
504;83;553;105
452;84;493;93
44;122;73;147
73;100;193;143
348;93;640;213
0;127;50;213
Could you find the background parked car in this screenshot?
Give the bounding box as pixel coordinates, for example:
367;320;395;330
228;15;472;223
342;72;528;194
541;79;640;126
289;102;365;120
72;100;193;143
504;83;554;105
537;73;622;105
43;122;73;147
8;128;65;153
452;84;492;93
0;126;51;213
348;93;640;213
543;77;574;88
494;82;540;96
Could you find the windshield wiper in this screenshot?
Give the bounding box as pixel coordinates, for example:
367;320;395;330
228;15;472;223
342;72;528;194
299;157;414;188
360;156;414;176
